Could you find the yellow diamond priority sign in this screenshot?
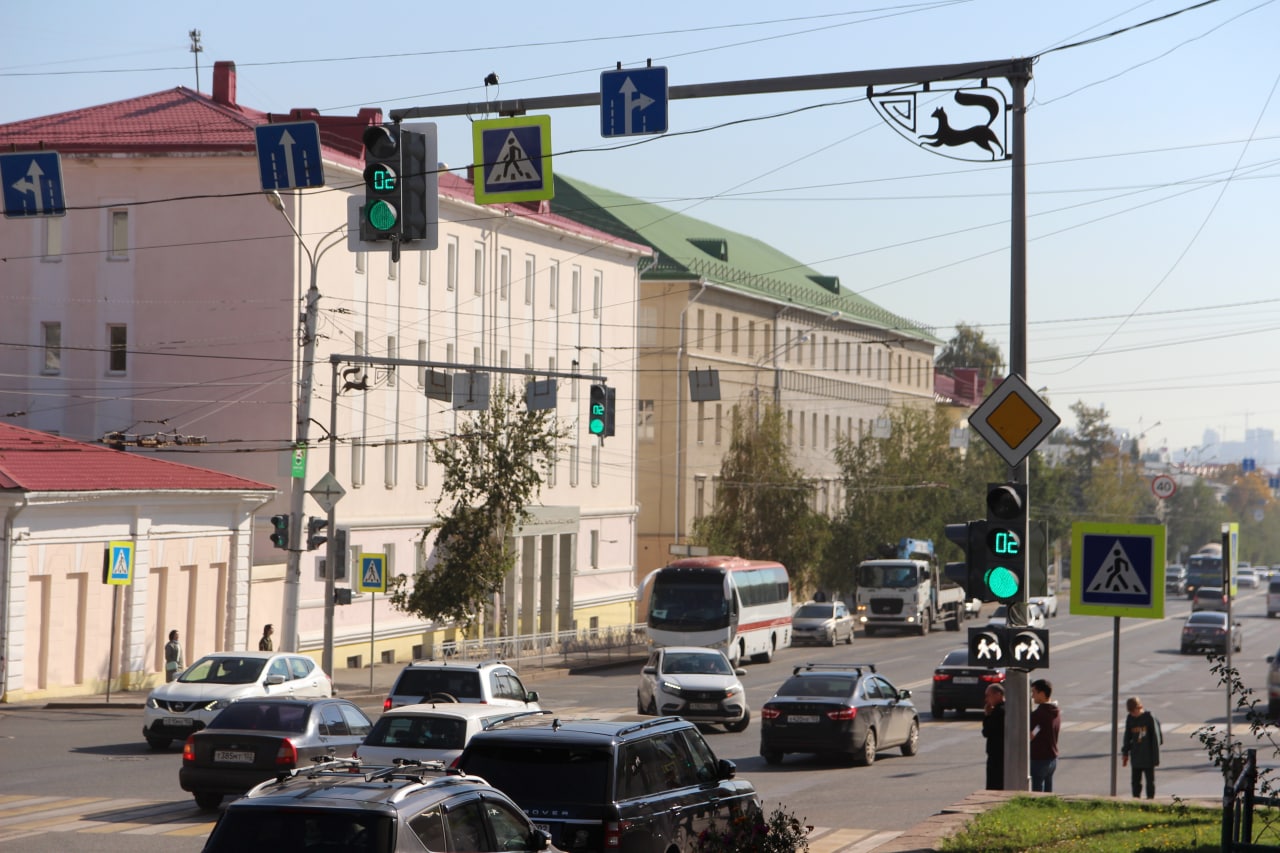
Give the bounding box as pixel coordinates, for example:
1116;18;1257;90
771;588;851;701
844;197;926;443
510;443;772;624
969;374;1060;467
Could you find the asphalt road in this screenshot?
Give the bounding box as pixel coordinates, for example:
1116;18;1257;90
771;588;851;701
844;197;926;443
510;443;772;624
0;586;1272;852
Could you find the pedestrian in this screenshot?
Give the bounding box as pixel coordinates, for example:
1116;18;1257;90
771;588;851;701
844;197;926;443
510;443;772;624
258;623;274;651
164;629;184;682
1029;678;1060;792
1122;696;1162;798
982;683;1006;790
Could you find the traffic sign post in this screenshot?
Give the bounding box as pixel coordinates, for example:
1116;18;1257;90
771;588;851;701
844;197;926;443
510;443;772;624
1;151;67;218
601;66;669;137
472;116;553;204
254;121;325;191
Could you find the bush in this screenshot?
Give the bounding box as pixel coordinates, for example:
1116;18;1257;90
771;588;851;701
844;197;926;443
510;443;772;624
694;805;812;853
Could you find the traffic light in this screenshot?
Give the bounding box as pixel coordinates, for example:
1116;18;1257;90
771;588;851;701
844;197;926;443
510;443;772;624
982;482;1028;603
361;124;402;242
269;514;290;550
944;520;987;601
588;384;608;437
306;516;328;551
400;129;430;243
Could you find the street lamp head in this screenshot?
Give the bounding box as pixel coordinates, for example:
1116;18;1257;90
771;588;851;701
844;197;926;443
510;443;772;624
266;190;286;213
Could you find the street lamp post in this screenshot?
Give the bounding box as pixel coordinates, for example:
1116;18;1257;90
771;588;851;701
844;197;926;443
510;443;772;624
266;191;346;653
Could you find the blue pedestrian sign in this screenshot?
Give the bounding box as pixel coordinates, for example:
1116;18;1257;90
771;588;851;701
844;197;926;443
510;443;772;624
1070;522;1165;618
358;552;387;593
104;541;134;586
1;151;66;218
600;66;668;138
472;116;553;205
254;121;325;191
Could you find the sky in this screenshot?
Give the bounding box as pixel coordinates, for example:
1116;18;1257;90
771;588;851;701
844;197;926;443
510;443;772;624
3;0;1278;460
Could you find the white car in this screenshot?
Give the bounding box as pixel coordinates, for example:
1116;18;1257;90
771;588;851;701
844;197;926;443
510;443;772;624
143;651;332;750
987;603;1046;629
1030;586;1059;618
355;703;547;767
637;646;749;732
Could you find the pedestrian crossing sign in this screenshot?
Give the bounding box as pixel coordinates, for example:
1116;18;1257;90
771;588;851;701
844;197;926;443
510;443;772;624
472;115;553;204
1070;522;1165;618
358;552;387;593
104;541;134;586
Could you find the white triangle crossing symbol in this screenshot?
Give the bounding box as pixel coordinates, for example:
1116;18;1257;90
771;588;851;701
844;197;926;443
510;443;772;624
1086;540;1148;595
363;560;382;586
112;549;129;577
486;132;538;185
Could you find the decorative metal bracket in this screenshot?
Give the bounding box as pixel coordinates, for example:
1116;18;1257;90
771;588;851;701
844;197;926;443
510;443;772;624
870;82;1011;161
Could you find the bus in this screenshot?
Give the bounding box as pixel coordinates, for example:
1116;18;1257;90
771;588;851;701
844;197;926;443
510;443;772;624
1186;543;1223;599
638;556;792;665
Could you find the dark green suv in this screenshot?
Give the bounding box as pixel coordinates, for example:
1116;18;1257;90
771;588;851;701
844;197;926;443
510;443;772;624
456;716;760;853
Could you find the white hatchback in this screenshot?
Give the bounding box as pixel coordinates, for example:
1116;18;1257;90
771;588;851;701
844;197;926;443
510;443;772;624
355;703;548;767
143;651;332;749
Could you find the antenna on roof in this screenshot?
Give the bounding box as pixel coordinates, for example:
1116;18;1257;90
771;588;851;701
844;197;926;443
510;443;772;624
189;29;203;92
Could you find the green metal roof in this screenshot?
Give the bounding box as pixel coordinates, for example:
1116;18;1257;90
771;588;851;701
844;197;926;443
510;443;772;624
553;174;938;343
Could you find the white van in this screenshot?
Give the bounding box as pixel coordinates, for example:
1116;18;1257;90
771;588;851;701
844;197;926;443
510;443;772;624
1267;577;1280;619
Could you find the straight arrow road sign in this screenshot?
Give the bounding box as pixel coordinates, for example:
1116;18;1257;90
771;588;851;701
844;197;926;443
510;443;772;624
1;151;67;218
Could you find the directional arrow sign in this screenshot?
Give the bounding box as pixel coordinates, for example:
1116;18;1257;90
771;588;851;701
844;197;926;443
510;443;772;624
601;66;668;138
254;121;325;191
1009;628;1049;669
1;151;67;218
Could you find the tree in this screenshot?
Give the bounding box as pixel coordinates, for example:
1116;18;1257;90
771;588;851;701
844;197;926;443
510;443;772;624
1163;478;1229;561
389;387;567;626
691;404;829;593
935;322;1005;388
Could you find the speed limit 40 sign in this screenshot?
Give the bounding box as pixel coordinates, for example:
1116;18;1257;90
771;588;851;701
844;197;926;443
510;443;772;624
1151;474;1177;500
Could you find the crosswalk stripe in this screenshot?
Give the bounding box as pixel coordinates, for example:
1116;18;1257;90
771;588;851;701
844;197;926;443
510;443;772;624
808;826;903;853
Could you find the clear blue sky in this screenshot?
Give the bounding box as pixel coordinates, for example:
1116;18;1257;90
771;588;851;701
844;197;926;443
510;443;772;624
4;0;1278;458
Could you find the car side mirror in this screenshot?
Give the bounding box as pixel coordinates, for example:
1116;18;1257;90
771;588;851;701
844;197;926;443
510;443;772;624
529;828;551;850
716;758;736;780
264;674;286;686
899;689;912;700
526;691;539;703
734;668;747;678
642;665;657;675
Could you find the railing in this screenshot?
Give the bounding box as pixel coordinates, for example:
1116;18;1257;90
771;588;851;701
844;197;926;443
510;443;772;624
1223;748;1280;852
435;623;648;671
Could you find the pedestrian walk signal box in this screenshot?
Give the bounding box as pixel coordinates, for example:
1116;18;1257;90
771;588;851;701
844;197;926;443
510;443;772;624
968;625;1049;671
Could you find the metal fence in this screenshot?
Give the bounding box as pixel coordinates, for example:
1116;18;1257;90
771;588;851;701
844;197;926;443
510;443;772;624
434;623;649;671
1223;748;1280;852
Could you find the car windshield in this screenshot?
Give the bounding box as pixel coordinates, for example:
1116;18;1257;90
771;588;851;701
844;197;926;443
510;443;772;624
211;701;310;732
794;604;834;619
776;675;856;698
462;744;610;806
203;808;393;852
1197;588;1223;598
180;656;266;685
663;652;732;675
1187;613;1226;625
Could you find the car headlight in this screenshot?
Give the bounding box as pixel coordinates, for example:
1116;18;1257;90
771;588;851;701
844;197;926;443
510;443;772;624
724;686;741;699
206;698;233;711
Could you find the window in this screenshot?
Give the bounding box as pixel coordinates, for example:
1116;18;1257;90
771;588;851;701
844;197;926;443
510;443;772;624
419;249;430;285
499;249;511;301
798;410;805;448
694;477;705;520
107;324;127;373
446;237;458;291
473;244;485;295
417;340;428;388
42;217;62;261
416;438;429;488
387;250;397;280
570;445;579;487
524;255;535;305
591;444;600;487
696;401;705;443
410;806;447;851
590;530;599;568
637;400;655;441
747;320;755;357
548;262;559;309
731;317;739;354
715;404;723;446
355;251;366;274
385;336;396;388
108;209;128;260
592;271;602;318
696;310;705;349
41;322;61;374
783;327;792;362
714;314;722;352
571;267;581;313
639;307;658;347
546;444;557;487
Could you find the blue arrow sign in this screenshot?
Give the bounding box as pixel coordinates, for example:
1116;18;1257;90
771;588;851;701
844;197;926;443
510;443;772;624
254;121;325;191
600;66;669;138
1;151;66;218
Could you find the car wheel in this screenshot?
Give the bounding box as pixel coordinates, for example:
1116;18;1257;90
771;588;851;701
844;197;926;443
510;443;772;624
751;639;774;664
901;720;920;756
647;698;659;716
930;704;944;720
193;792;223;811
762;749;784;765
145;736;171;751
637;693;646;714
426;692;458;704
856;729;877;766
917;613;930;636
1179;646;1189;655
845;626;854;645
725;708;750;733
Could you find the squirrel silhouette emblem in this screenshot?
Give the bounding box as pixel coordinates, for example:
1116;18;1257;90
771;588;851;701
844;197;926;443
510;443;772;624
919;90;1004;160
341;366;369;392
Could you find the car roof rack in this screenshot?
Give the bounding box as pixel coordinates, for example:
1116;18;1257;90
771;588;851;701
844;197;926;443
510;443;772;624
616;716;685;737
482;709;553;730
407;658;509;669
792;662;877;675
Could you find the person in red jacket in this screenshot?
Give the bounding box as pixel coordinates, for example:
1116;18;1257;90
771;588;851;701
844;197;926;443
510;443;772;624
1029;678;1060;792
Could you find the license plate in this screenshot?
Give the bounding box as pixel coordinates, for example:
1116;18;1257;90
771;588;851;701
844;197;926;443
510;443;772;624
689;703;718;711
788;714;820;723
214;750;254;764
954;677;978;684
164;717;193;728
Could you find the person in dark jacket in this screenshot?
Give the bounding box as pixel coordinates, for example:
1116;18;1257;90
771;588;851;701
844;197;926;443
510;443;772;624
1029;678;1060;792
1121;695;1162;798
982;683;1006;789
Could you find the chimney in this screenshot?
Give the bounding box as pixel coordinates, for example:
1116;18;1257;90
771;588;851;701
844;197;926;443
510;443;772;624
212;61;236;106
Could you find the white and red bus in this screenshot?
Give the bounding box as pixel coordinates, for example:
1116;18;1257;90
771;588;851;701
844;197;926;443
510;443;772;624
639;556;792;665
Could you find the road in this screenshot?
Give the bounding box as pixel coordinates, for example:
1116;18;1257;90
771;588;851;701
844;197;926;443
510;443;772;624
0;586;1273;852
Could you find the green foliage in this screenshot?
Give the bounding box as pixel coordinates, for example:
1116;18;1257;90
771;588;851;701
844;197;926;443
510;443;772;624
939;796;1221;853
1162;479;1230;561
1191;654;1279;796
694;805;812;853
692;404;830;593
934;322;1005;388
388;387;566;625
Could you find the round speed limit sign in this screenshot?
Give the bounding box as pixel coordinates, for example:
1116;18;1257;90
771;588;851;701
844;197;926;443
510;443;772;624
1151;474;1177;500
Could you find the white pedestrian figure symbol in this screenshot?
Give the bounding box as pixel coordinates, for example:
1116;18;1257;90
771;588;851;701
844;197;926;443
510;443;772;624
977;636;1002;660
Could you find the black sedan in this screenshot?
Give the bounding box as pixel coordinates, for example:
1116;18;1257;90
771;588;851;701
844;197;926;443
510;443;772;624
759;662;918;767
179;697;372;810
1180;611;1243;655
929;648;1005;719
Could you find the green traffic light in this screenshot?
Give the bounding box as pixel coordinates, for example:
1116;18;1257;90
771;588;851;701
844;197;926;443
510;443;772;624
589;417;605;435
985;565;1020;600
366;200;398;231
